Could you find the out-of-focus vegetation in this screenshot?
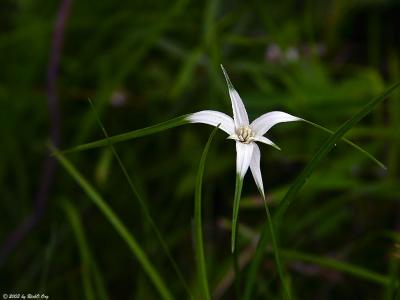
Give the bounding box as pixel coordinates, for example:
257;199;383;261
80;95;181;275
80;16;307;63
1;0;400;299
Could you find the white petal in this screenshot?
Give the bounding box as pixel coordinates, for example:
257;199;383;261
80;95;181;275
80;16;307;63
187;110;235;135
253;136;281;151
236;142;254;178
250;144;264;198
250;111;302;136
221;65;249;128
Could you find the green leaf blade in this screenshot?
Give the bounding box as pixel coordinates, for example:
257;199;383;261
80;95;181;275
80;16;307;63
194;125;219;300
52;147;174;300
63;114;190;154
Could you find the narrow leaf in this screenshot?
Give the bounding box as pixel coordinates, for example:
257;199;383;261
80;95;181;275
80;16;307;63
52;146;174;300
276;82;400;220
282;250;393;287
194;125;219;300
62;200;95;300
263;201;290;300
63;114;190;154
231;174;243;253
232;174;243;299
303;119;386;169
88;100;193;298
245;81;400;298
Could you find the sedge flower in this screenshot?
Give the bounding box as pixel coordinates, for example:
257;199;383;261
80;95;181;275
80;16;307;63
188;65;302;197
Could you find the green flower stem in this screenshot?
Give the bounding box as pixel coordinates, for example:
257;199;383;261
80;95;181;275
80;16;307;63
232;174;244;253
232;174;243;299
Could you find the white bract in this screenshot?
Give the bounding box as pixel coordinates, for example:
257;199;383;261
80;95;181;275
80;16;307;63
188;65;302;198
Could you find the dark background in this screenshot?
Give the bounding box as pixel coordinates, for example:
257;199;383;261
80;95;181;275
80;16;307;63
1;0;400;299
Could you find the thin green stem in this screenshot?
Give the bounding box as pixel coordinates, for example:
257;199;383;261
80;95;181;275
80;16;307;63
52;147;174;300
303;119;386;169
63;200;95;300
88;100;193;298
263;200;290;300
194;125;219;300
232;175;243;253
282;250;393;286
63;114;190;154
276;81;400;221
233;244;241;300
244;81;400;299
232;174;243;299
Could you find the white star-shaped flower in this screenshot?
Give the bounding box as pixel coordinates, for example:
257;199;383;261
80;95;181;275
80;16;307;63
188;65;302;198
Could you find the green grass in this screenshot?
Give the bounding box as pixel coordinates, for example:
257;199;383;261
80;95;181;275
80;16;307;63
193;125;219;300
52;147;174;300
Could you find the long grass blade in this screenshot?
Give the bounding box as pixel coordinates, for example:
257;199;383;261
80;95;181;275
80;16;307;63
62;200;95;300
194;125;219;300
263;200;290;300
52;146;174;300
63;114;190;154
231;174;243;299
303;119;386;169
62;199;110;300
242;221;269;300
245;81;400;299
231;174;243;254
275;81;400;220
282;250;394;287
88;100;193;298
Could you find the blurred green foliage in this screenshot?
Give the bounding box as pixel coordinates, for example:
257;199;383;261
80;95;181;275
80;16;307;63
1;0;400;299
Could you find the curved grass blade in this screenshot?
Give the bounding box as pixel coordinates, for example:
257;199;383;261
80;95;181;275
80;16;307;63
62;200;96;300
194;125;219;300
245;81;400;299
62;199;110;300
262;200;290;300
243;221;269;300
275;81;400;220
52;146;174;300
232;174;243;299
88;100;193;299
282;250;394;287
243;198;291;300
231;175;243;254
63;114;190;154
303;119;386;170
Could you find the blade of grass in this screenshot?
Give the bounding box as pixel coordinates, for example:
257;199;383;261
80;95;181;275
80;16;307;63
303;119;386;169
194;125;219;300
62;200;95;300
231;174;243;299
51;146;174;300
62;199;110;300
242;221;269;300
245;81;400;299
275;81;400;220
63;114;190;154
262;200;290;300
87;100;193;299
231;175;243;254
282;250;393;287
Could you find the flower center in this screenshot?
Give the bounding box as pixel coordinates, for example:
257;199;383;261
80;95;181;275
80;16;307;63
236;125;254;144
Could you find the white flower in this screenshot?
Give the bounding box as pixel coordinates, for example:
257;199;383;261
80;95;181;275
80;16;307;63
187;65;302;198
